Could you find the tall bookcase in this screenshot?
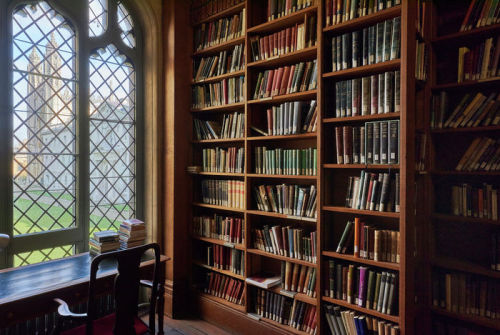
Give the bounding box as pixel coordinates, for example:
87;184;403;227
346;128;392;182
187;1;422;334
420;1;500;334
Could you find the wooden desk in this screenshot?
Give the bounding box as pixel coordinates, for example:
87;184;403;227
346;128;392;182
0;252;168;333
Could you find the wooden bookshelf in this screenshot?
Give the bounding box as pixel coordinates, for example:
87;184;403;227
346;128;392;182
192;2;246;26
323;5;401;34
322;296;400;323
193;36;246;56
247;46;318;68
322;59;401;79
323;112;401;123
192;69;246;84
323;251;400;271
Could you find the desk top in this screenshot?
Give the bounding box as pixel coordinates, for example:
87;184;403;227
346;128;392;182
0;252;168;306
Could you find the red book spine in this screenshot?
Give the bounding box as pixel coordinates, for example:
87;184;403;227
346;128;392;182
273;67;284;96
285;27;291;53
263;35;269;59
280;66;291;95
273;32;278;56
265;69;275;97
229;217;234;242
286;65;296;93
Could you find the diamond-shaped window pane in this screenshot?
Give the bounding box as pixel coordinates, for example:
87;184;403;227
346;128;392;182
89;0;107;37
12;2;77;237
117;2;135;48
14;245;75;267
89;44;136;235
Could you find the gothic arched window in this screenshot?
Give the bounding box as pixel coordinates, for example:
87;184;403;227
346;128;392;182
0;0;143;268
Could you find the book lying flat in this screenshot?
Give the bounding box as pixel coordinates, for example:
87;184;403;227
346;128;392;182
246;273;281;289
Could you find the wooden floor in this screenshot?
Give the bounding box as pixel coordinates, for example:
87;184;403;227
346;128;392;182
160;316;233;335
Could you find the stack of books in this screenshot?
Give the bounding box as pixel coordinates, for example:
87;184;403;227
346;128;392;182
119;219;146;248
89;230;120;255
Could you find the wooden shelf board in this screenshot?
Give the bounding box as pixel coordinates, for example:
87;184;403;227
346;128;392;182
323;112;400;123
322;251;400;271
247;6;318;34
323;6;401;34
431;77;500;90
192;70;246;85
259;317;312;335
198;292;246;313
247;283;317;306
193;36;246;56
430;307;500;331
431;213;500;226
431;125;500;134
191;102;245;113
246;248;317;267
193;261;246;280
431;257;500;280
322;206;400;218
189;171;245;177
248;46;317;68
192;2;246;26
431;170;500;176
322;59;400;80
323;164;399;169
192;138;245;144
246;209;317;222
193;202;245;213
322;296;400;323
247;133;317;141
432;24;500;44
248;90;318;105
192;235;246;250
246;173;318;180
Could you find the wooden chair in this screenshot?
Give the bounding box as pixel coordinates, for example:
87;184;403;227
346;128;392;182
53;243;161;335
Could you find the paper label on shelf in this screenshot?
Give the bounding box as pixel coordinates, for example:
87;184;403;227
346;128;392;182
247;313;262;321
280;289;297;298
224;242;235;248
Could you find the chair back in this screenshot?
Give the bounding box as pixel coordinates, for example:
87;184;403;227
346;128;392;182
86;243;160;335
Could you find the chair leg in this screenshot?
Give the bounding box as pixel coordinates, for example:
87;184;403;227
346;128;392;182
157;283;165;335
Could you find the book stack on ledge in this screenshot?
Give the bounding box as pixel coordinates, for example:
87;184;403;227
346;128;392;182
194;112;245;140
324;0;400;26
246;272;282;289
89;230;120;255
266;0;315;21
457;36;499;83
119;219;146;249
190;0;244;23
455;137;500;172
203;272;245;306
459;0;500;31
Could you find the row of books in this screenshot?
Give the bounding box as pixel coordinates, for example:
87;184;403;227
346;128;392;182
190;0;244;23
324;304;400;335
334;71;400;118
203;272;245;305
460;0;500;31
345;171;400;213
193;9;245;52
457;36;500;83
415;133;427;171
253;60;318;100
266;0;315;22
432;321;482;335
250;15;317;63
253;288;317;334
193;214;244;244
201;179;245;209
253;226;317;263
193;44;245;82
261;100;318;136
325;0;401;26
89;230;120;255
330;17;400;72
254;147;317;176
193;112;245;140
202;147;244;173
431;91;500;129
449;182;498;220
192;76;245;109
491;232;500;271
335;218;400;264
415;41;427;81
253;184;317;218
455;137;500;172
432;270;500;320
281;261;317;296
334;120;400;165
206;244;244;275
119;219;146;249
325;261;399;315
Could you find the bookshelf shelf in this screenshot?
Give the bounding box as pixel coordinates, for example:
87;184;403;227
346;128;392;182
247;90;318;105
432;24;500;44
248;46;318;69
247;248;317;267
193;260;246;280
248;283;318;306
323;164;399;170
192;2;246;26
247;133;317;141
431;213;500;226
246;209;317;223
193;202;245;213
431;77;500;90
189;171;245;177
198;292;246;313
191;102;245;113
192;70;246;84
431;257;500;280
193;36;246;56
321;296;400;323
322;251;400;271
192;138;245;144
246;173;317;180
322;59;401;80
430;170;500;176
247;5;318;34
430;125;500;134
430;307;500;331
192;235;246;250
322;206;400;219
259;318;312;335
323;5;401;34
323;112;400;124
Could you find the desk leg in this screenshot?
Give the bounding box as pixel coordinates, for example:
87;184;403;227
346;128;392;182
157;282;165;335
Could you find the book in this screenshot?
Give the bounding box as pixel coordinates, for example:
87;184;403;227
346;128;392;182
202;147;244;173
194;112;245;140
455;137;500;171
456;36;500;82
266;0;315;22
253;184;317;218
449;182;498;220
246;273;281;289
193;44;245;81
324;0;400;27
201;179;245;209
192;76;245;109
193;214;244;244
202;271;245;305
206;244;245;275
254;146;317;175
193;9;246;51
